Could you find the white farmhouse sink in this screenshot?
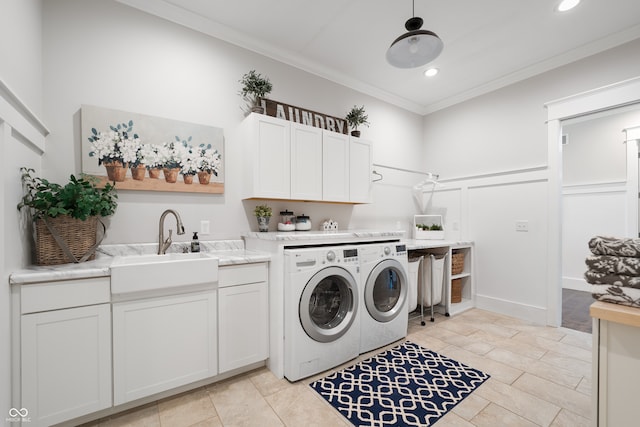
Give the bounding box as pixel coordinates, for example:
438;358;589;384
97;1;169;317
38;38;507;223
110;252;218;295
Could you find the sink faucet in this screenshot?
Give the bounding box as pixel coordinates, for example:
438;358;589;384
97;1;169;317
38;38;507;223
158;209;185;255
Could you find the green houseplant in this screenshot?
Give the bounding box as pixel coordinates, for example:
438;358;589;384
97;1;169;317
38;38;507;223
345;105;370;137
253;204;272;232
17;167;118;265
239;70;273;114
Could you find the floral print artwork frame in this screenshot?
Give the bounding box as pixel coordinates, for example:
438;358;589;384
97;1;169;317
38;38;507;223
80;104;224;194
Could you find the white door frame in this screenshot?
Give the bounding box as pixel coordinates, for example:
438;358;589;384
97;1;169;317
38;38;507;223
545;76;640;327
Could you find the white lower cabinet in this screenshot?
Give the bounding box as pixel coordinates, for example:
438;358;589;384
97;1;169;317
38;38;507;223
112;291;218;405
218;263;269;373
591;301;640;427
21;303;112;426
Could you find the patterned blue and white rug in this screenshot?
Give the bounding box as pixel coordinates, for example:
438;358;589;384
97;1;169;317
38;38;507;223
309;341;490;426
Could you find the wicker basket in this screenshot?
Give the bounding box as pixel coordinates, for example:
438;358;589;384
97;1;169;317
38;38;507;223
451;279;462;303
451;251;465;275
34;215;100;265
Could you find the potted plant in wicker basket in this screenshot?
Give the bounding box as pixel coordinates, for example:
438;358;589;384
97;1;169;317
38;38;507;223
17;167;118;265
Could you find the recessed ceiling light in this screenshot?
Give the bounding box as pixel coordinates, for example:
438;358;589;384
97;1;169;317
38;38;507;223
424;68;439;77
557;0;580;12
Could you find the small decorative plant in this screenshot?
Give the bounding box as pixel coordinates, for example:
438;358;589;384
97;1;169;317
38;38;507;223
345;105;370;137
254;204;273;218
196;143;222;176
253;204;272;232
138;143;162;170
17;167;118;220
416;223;443;231
88;120;140;167
159;141;181;170
239;70;273;113
174;136;198;177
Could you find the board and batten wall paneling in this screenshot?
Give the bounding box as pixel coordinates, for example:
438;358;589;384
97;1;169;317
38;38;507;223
562;183;627;292
468;179;549;324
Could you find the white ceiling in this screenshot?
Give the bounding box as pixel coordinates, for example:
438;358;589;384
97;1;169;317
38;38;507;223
118;0;640;115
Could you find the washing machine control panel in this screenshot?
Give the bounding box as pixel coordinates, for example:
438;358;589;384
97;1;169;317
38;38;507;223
325;248;359;265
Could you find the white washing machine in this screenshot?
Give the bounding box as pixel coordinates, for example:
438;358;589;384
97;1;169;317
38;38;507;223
283;245;361;381
359;243;409;354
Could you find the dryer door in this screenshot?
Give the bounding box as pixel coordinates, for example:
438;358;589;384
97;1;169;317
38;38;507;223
299;266;359;343
364;259;408;322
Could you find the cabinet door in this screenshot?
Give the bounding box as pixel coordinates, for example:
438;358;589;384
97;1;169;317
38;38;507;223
322;130;350;202
251;114;291;199
21;304;112;426
349;137;372;203
218;282;269;373
112;291;217;405
291;123;323;200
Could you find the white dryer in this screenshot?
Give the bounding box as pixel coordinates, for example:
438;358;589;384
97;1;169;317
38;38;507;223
359;243;409;354
283;245;361;381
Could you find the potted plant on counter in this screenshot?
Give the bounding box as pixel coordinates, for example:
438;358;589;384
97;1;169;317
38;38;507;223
17;167;118;265
345;105;369;137
239;70;273;114
254;204;272;232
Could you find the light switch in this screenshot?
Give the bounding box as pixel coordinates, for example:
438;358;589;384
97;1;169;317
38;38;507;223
515;220;529;232
200;220;210;235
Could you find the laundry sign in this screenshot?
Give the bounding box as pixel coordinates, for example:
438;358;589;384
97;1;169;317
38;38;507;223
260;98;347;135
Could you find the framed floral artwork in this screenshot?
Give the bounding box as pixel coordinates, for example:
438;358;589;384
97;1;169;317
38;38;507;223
80;105;224;194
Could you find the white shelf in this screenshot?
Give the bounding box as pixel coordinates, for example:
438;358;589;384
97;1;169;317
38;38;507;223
409;243;475;319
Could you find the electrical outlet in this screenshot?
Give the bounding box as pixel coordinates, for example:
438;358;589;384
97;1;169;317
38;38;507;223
200;220;210;235
452;221;459;231
515;220;529;232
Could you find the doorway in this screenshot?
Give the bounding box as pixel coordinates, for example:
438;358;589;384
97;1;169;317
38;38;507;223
560;107;640;332
546;76;640;328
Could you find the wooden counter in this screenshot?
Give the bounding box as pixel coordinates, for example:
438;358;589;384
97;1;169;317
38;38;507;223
590;300;640;328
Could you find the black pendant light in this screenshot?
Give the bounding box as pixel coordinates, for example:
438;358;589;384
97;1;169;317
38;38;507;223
386;0;443;69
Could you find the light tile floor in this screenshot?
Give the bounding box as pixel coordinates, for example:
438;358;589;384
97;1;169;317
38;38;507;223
83;309;592;426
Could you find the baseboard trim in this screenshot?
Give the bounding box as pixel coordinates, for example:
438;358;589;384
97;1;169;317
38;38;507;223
562;277;590;292
475;294;547;325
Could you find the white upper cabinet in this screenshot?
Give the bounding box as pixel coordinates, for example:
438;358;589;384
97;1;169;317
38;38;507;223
349;137;373;203
243;114;291;199
322;130;350;202
291;122;323;200
243;113;372;203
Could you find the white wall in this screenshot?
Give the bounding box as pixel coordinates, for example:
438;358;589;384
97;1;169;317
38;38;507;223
0;0;43;116
422;38;640;323
41;0;424;244
563;107;640;186
1;0;46;419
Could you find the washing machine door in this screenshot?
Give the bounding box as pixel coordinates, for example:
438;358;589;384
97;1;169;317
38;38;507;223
299;266;359;343
364;259;408;322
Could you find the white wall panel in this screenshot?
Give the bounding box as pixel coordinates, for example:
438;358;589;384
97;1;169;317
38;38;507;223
468;180;549;323
562;184;627;291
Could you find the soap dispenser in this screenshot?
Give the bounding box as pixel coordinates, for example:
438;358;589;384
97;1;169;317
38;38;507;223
191;232;200;253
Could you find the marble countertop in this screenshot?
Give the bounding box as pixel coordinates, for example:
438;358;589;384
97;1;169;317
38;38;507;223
403;239;474;250
10;240;271;285
243;229;406;242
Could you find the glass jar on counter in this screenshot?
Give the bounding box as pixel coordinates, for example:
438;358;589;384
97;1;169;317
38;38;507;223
278;210;296;231
295;214;312;231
